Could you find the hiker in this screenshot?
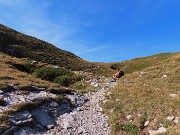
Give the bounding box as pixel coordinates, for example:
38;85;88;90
112;68;124;81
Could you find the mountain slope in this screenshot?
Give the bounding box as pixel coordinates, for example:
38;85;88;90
104;52;180;134
0;24;114;76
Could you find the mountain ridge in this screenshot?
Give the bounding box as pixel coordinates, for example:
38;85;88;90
0;24;114;76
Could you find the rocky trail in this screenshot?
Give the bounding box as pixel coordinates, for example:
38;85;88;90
43;80;116;135
1;78;116;135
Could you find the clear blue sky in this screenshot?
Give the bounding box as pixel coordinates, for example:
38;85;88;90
0;0;180;62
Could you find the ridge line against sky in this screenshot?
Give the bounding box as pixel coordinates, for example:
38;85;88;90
0;0;180;62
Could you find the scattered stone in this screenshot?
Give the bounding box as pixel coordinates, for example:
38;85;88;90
169;93;177;98
0;90;3;94
139;72;147;77
161;74;167;78
107;92;112;96
77;107;84;111
78;127;84;134
157;127;167;134
144;121;149;127
149;127;167;135
149;129;156;135
93;83;99;87
2;78;116;135
60;113;75;129
166;115;175;121
126;115;132;120
41;79;115;135
173;117;179;124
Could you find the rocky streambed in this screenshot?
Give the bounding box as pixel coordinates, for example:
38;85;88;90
0;78;116;135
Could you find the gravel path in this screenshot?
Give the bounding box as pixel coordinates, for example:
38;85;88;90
43;81;116;135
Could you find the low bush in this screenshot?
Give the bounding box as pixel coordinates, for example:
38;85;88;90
12;62;36;73
54;75;81;87
34;67;72;82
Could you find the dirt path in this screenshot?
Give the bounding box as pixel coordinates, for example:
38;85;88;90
42;80;116;135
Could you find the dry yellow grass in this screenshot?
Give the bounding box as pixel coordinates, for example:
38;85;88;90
0;52;63;90
104;52;180;134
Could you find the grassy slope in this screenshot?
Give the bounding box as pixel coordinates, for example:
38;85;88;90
108;53;176;74
104;52;180;134
0;24;114;76
0;52;62;90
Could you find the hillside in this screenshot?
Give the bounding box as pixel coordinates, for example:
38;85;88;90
0;52;114;134
0;24;114;76
104;52;180;134
0;23;179;135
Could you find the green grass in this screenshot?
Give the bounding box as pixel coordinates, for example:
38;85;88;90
104;52;180;135
109;53;177;74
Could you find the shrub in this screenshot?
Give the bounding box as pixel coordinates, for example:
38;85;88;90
34;67;72;82
110;63;121;70
54;75;81;87
12;62;36;73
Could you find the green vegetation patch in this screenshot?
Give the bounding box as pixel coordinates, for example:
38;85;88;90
104;53;180;134
34;67;72;82
54;75;81;87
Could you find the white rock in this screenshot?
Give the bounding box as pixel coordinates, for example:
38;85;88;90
47;125;54;129
140;72;146;75
169;93;177;98
94;84;99;87
126;115;132;120
78;127;84;134
90;82;95;85
144;121;149;127
107;92;112;96
149;130;157;135
166;115;175;121
173;117;179;124
162;74;167;78
156;127;167;134
149;127;167;135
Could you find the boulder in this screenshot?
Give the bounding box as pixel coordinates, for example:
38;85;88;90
30;108;55;129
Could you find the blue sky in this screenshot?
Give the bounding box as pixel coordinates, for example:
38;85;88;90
0;0;180;62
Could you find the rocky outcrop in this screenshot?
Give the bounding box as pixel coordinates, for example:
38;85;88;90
1;77;116;135
42;79;116;135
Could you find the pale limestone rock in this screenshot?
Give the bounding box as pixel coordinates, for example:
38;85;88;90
126;115;132;120
149;130;157;135
94;83;99;87
169;93;177;98
156;127;167;134
162;74;167;78
173;117;179;124
144;121;149;127
149;127;167;135
166;115;175;121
